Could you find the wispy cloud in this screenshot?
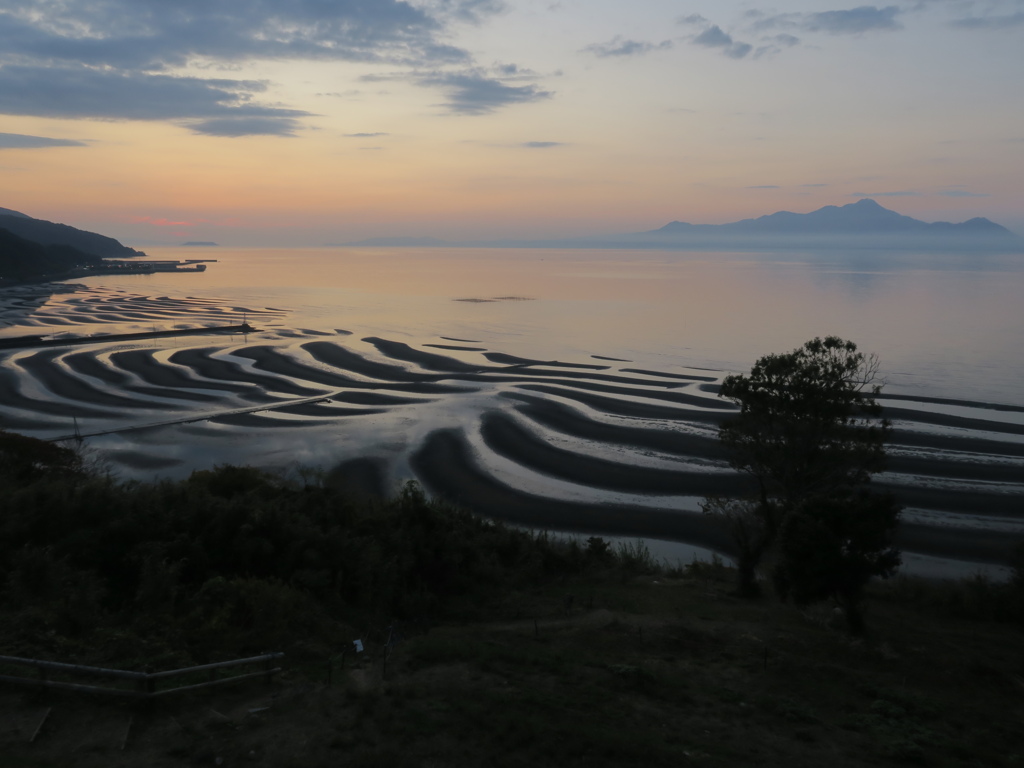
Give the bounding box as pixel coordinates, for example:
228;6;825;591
851;190;919;197
523;141;562;148
415;70;552;115
691;26;753;59
771;33;802;47
950;12;1024;29
750;6;902;35
684;4;906;61
0;132;86;149
803;6;902;34
582;36;673;58
186;117;303;138
0;65;310;136
420;0;508;25
747;185;781;189
938;189;990;198
344;132;390;138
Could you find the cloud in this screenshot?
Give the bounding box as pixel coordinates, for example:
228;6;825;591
0;1;551;133
344;132;390;138
186;117;303;137
691;26;753;59
523;141;562;148
693;26;734;47
0;65;309;136
417;0;508;24
582;37;673;58
747;185;781;189
751;33;800;59
938;190;990;198
0;131;86;149
951;12;1024;29
416;71;552;115
804;6;902;34
771;34;801;47
851;190;919;197
751;6;902;35
0;1;463;71
694;5;900;61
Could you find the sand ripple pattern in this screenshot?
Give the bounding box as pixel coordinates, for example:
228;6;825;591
1;291;1021;567
0;286;286;331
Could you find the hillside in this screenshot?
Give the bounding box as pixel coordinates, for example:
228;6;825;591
0;208;144;259
0;227;101;280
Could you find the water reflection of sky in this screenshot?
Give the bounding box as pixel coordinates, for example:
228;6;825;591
13;245;1024;407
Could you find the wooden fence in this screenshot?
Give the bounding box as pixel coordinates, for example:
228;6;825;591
0;652;283;699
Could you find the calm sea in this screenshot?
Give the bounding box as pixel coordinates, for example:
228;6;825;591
81;246;1024;407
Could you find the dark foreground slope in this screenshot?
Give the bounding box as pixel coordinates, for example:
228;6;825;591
0;432;1022;767
0;464;1022;768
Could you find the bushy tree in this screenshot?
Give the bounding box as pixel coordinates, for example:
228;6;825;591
707;336;900;614
719;336;889;509
773;490;902;634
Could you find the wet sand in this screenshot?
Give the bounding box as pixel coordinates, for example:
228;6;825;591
1;295;1021;570
411;428;738;555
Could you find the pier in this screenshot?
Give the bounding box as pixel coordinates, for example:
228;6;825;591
0;323;258;351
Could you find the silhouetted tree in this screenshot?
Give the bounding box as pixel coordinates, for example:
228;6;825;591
773;490;902;634
707;336;899;607
0;429;83;483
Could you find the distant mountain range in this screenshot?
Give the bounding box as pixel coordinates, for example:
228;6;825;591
0;207;144;281
341;199;1023;251
642;198;1015;239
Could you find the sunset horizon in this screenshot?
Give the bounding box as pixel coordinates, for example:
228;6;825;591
2;0;1021;247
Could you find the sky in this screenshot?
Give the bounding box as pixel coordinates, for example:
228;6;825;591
0;0;1022;246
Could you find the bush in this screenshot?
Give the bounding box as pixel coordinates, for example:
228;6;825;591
0;455;661;662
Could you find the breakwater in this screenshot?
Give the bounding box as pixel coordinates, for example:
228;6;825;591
0;324;257;351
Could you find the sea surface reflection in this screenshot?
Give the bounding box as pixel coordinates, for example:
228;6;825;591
52;245;1024;407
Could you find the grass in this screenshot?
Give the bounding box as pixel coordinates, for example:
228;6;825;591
2;566;1022;767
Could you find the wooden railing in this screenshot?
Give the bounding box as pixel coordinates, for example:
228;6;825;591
0;652;283;699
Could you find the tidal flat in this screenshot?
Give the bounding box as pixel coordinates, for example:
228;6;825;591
1;247;1022;576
